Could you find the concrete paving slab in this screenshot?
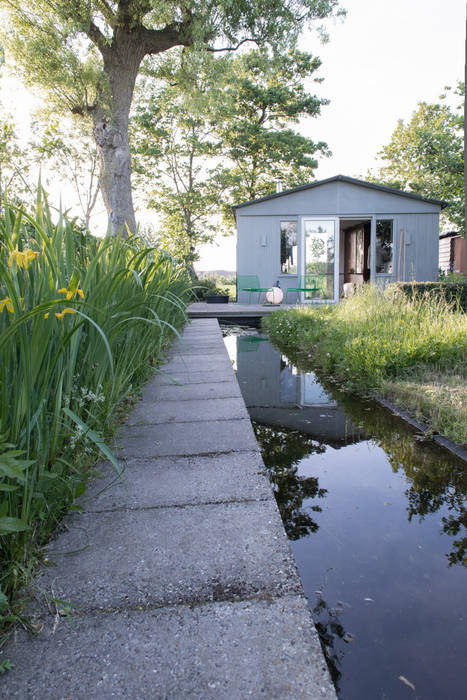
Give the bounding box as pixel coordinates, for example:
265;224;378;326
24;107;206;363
172;333;223;343
0;316;338;700
153;368;238;385
81;451;270;511
3;596;336;700
140;380;241;403
160;355;233;373
115;418;257;458
115;416;257;459
126;396;249;425
170;346;227;358
33;500;301;611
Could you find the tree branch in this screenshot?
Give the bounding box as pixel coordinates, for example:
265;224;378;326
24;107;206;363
86;20;109;54
140;23;194;55
97;0;117;27
206;38;258;53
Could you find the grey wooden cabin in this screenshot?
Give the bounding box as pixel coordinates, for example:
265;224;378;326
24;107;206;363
234;175;446;303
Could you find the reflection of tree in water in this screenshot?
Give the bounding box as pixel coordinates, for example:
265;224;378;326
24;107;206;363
272;341;467;568
311;590;355;695
253;423;327;540
340;399;467;568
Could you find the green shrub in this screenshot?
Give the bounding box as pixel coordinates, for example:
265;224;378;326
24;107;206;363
395;281;467;312
191;277;230;300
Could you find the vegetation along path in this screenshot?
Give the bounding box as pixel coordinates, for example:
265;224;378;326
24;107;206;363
1;318;335;699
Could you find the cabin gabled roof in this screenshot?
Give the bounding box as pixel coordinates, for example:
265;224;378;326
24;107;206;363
232;174;448;216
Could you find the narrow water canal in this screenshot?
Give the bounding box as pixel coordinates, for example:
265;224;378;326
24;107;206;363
222;324;467;700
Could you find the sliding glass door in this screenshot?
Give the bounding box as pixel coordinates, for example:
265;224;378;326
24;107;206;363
303;218;339;301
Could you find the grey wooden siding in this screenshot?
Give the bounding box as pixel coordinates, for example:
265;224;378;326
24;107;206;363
236;215;300;303
390;213;439;282
237;180;441;293
236;180;441;217
439;237;452;272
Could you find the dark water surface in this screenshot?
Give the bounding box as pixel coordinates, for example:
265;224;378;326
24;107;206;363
222;325;467;700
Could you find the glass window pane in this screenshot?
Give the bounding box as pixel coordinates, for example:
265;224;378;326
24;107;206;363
376;220;393;274
280;221;297;274
304;219;335;300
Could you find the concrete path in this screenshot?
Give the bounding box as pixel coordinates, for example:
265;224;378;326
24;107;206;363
1;319;336;700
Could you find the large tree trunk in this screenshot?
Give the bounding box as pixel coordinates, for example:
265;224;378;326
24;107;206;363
93;31;145;236
94;117;135;236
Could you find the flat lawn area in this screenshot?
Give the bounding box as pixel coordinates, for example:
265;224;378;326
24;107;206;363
264;285;467;445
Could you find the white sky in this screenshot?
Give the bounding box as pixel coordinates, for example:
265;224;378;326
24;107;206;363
1;0;465;271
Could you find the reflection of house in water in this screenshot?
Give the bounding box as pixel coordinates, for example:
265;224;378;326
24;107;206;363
235;335;362;446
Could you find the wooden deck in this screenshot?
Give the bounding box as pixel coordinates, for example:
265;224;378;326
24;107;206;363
187;302;296;318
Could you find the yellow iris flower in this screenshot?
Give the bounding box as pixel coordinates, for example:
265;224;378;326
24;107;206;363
54;308;77;320
8;248;39;269
58;286;85;300
0;297;14;313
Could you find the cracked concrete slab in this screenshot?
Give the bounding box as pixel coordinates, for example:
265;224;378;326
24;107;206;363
115;418;257;458
125;396;249;425
80;452;270;511
153;368;239;385
4;596;335;700
32;500;300;612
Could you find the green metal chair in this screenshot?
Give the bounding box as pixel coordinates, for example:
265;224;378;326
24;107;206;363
285;276;319;303
237;275;270;304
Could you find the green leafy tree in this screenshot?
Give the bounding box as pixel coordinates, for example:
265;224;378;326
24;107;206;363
132;51;226;279
368;83;464;233
215;48;331;219
0;116;32;203
32;119;102;229
0;0;343;236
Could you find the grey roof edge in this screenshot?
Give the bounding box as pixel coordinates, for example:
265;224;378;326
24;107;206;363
439;230;461;239
232;174;448;214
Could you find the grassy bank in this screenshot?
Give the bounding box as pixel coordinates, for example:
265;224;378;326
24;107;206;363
0;197;190;642
264;285;467;445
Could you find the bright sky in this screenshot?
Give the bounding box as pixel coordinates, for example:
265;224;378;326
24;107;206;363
1;0;465;271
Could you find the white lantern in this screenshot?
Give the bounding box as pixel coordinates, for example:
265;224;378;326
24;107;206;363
266;286;284;304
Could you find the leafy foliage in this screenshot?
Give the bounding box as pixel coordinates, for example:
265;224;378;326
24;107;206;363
367;83;464;233
216;48;331;218
132;51;227;277
0;0;344;232
395;280;467;312
0;191;190;628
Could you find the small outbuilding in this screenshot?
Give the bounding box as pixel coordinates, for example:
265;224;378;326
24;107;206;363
234;175;447;303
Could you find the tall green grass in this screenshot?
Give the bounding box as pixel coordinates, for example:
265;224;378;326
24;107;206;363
0;195;190;615
264;285;467;392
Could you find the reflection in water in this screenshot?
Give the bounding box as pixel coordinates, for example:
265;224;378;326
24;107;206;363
311;377;467;570
222;325;467;700
253;424;327;540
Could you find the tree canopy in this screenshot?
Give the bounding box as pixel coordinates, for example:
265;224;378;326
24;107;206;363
215;48;330;217
368;83;464;234
0;0;344;235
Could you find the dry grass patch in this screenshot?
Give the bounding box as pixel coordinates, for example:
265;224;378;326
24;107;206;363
383;366;467;446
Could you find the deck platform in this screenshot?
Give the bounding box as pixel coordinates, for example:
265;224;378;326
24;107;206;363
188;301;296;318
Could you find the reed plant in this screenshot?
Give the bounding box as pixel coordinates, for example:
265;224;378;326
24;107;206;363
0;194;191;622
